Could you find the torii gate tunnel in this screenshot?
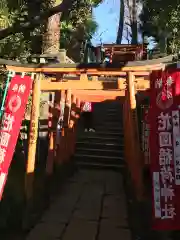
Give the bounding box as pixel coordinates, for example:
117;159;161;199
3;57;172;203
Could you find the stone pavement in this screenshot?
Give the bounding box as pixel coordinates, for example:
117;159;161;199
26;169;131;240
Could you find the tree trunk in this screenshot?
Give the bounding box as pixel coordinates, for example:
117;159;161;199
67;25;85;62
116;0;125;44
42;12;61;54
0;0;73;41
130;0;138;44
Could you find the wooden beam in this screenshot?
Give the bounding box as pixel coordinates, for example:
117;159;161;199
40;80;121;91
1;54;173;71
47;72;150;82
131;71;150;76
118;77;150;90
5;64;164;74
71;90;125;102
71;89;124;95
113;51;136;54
62;72;127;77
103;44;143;48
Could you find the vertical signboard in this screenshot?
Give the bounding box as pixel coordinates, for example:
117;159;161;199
150;69;180;229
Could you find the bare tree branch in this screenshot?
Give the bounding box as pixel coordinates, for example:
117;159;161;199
0;0;74;40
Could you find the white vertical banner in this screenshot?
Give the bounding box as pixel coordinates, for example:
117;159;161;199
153;172;161;218
172;110;180;185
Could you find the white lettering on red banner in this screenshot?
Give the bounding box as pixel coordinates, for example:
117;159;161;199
157;109;175;220
172;110;180;185
0;147;6;165
0;74;32;200
12;83;26;93
8;95;22;113
150;70;180;230
155;78;163;89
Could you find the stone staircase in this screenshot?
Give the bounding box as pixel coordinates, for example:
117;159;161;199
74;101;124;170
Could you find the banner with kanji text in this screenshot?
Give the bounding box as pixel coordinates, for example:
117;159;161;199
0;74;33;200
150;69;180;230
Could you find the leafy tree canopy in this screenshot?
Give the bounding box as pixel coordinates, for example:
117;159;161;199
0;0;102;61
140;0;180;53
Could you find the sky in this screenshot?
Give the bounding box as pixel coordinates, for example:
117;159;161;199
91;0;120;46
91;0;154;49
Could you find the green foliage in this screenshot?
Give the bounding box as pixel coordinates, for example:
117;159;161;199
0;0;101;60
60;17;98;48
0;0;31;60
141;0;180;53
60;0;99;49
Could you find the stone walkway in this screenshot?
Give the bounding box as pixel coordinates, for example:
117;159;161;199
26;169;131;240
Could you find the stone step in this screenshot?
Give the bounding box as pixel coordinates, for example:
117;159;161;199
74;153;123;160
106;112;121;116
84;131;123;137
103;118;122;122
95;126;123;132
75;102;125;171
94;121;123;126
77;136;124;144
94;118;123;124
78;133;123;139
76;141;124;151
79;116;123;123
106;110;122;114
74;161;124;171
104;114;122;118
77;126;123;134
94;123;123;129
74;153;124;166
75;147;123;157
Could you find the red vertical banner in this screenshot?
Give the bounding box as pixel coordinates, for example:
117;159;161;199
0;74;32;200
150;69;180;230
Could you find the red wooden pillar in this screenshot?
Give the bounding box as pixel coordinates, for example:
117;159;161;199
125;72;144;201
76;98;81;113
74;97;81;147
46;93;54;175
63;89;71;162
46;74;63;174
69;94;77;156
75;97;81;131
123;89;132;175
56;90;66;164
46;92;61;175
